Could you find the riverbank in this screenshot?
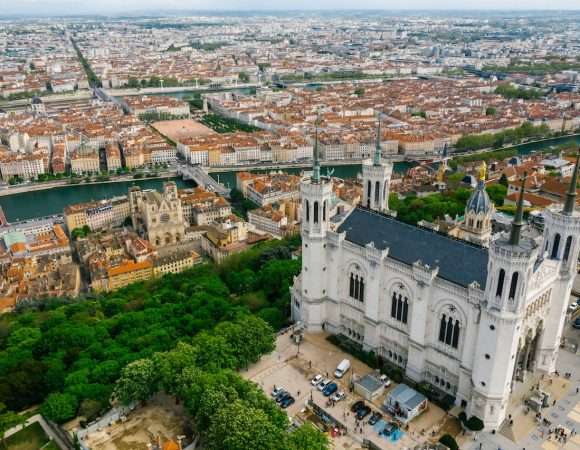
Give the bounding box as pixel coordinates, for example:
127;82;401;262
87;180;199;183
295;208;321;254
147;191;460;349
0;171;178;197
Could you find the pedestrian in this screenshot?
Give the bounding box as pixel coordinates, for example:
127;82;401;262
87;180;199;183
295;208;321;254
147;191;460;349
297;390;301;397
553;399;556;406
576;387;579;394
309;360;312;369
479;443;482;450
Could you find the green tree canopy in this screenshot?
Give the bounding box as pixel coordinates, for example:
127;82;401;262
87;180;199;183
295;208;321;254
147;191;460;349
41;393;78;423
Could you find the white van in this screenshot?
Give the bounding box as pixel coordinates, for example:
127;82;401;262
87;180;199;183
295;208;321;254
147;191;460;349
334;359;351;378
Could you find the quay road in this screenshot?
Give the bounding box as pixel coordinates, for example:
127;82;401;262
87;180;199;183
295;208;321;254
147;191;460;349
103;83;258;97
0;90;93;111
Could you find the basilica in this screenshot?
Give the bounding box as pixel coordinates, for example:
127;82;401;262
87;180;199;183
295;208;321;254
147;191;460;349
291;126;580;430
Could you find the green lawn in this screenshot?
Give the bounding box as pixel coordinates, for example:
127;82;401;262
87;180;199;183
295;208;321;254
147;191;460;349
4;422;51;450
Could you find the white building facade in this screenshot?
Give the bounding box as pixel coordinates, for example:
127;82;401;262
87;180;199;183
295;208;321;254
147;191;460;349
292;146;580;431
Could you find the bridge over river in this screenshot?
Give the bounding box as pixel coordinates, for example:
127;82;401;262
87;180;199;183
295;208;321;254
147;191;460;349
177;165;231;198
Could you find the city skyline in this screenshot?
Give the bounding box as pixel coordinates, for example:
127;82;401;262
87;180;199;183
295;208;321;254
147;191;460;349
2;0;580;16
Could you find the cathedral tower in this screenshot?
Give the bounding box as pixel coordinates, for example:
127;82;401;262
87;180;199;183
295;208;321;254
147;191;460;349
362;119;393;212
294;124;333;329
536;151;580;372
470;174;539;429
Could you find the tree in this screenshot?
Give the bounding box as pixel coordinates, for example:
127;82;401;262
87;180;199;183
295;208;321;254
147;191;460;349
41;393;78;423
114;358;158;405
485;107;497;116
204;400;285;450
238;72;250;83
354;87;365;97
286;423;329;450
499;173;509;187
486;184;507;206
439;433;459;450
465;415;484;432
0;403;24;448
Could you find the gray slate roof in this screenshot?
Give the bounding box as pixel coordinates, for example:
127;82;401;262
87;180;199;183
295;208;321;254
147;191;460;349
337;207;489;288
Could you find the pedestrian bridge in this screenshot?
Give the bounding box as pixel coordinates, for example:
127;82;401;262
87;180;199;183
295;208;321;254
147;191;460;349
178;165;231;198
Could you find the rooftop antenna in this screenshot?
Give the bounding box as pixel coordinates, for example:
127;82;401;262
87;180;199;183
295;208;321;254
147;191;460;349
509;172;527;246
563;149;579;215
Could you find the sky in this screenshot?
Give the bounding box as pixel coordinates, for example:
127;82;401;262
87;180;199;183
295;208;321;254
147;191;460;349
1;0;579;15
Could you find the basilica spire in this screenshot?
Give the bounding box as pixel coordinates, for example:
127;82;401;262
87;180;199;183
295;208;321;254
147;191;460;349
312;120;320;184
563;150;579;215
373;118;382;166
509;172;527;246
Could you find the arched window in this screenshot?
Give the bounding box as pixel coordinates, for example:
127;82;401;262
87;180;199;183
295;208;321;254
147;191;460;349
452;321;460;349
349;273;355;298
445;316;454;345
439;315;447;343
551;233;561;259
366;181;371;207
508;272;519;300
391;290;409;324
323;200;326;221
384;180;389;202
305;200;310;222
563;236;573;262
313;201;319;224
496;269;505;297
349;267;365;302
375;181;380;205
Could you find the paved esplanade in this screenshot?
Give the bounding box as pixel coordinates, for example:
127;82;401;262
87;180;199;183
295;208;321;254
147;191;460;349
465;346;580;450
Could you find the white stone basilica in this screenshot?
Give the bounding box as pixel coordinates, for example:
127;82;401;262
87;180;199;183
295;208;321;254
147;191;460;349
291;126;580;430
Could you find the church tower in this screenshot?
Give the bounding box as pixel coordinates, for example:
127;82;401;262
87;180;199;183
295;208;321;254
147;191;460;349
362;119;393;212
295;124;333;329
470;173;539;430
460;162;495;247
536;151;580;373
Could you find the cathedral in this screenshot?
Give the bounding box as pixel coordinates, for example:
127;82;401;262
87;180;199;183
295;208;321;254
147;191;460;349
129;181;186;248
291;124;580;430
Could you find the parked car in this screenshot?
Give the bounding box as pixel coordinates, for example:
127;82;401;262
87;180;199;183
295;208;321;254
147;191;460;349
317;378;331;391
350;400;365;413
356;404;371;420
368;411;383;426
331;391;345;402
379;374;392;388
323;382;338;397
573;317;580;329
568;303;579;314
311;374;323;386
271;386;284;398
280;396;295;409
276;391;290;403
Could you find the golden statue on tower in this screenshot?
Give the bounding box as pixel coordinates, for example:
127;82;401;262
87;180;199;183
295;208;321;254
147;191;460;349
478;161;487;182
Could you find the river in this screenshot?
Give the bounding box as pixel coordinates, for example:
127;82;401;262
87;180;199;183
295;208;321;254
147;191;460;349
1;132;578;222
